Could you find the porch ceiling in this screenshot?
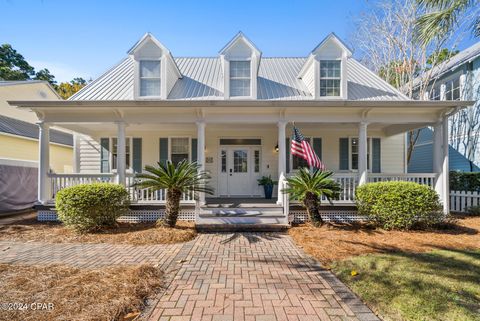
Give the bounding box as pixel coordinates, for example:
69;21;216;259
9;99;473;137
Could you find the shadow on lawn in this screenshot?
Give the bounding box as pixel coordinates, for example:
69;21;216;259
219;232;284;244
335;248;480;320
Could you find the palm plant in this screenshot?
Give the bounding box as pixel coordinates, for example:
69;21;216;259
283;168;341;227
415;0;479;46
133;160;213;227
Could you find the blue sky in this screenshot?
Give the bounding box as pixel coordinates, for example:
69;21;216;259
1;0;477;82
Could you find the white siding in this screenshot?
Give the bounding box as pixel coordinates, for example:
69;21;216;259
381;133;406;173
301;64;315;96
79;135;101;173
166;59;179;97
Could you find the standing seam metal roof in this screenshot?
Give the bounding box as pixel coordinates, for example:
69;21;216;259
71;56;408;101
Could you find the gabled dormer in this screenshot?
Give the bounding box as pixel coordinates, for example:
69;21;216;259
128;33;182;99
219;32;262;99
298;33;352;99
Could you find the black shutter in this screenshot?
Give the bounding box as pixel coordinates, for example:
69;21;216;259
372;138;381;173
132;138;142;173
313;138;322;161
339;138;349;170
286;137;290;174
159;138;168;166
191;138;198;163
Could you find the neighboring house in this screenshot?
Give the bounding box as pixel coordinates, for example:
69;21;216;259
409;41;480;172
10;32;471;217
0;81;73;213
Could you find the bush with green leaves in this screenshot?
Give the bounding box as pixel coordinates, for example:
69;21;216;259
56;183;130;233
355;181;443;230
450;171;480;192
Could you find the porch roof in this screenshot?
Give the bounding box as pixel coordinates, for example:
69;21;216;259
9;99;473;137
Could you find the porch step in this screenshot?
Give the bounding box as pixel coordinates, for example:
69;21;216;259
196;223;290;232
196;207;288;230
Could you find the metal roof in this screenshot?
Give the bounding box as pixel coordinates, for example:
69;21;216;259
71;56;408;101
428;41;480;79
0;115;73;146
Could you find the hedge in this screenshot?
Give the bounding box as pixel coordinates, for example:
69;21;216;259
355;181;443;230
450;171;480;192
56;183;130;233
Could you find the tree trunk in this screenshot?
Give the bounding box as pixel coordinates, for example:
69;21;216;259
303;192;323;227
164;188;182;227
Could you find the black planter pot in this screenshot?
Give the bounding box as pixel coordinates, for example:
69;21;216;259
263;185;273;199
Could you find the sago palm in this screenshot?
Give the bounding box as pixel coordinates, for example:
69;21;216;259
415;0;479;46
133;160;213;227
283;168;341;227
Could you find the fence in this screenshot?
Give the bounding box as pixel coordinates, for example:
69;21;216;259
450;190;480;213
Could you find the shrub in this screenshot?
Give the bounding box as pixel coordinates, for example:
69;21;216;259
467;205;480;216
449;171;480;192
355;181;443;230
56;183;130;233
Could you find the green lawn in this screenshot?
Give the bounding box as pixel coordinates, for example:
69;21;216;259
331;249;480;321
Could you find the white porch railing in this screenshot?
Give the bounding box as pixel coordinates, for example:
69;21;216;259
450;190;480;213
368;173;437;188
126;174;195;204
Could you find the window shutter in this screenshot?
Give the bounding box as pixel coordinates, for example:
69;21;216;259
372;138;381;173
159;138;169;166
191;138;198;163
286;138;290;174
313;138;322;161
100;138;110;173
339;138;349;170
132;138;142;173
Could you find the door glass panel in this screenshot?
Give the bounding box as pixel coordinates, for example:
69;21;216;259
233;150;248;173
254;150;260;172
221;150;227;172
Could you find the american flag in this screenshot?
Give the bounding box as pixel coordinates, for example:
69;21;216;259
291;126;326;170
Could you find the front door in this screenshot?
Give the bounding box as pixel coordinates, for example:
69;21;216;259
219;146;261;197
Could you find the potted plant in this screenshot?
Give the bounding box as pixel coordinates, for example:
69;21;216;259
257;175;278;199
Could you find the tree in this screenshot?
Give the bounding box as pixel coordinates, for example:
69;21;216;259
416;0;480;46
283;168;341;227
0;44;35;80
351;0;457;164
34;68;57;86
426;48;459;67
56;77;88;99
133;160;213;227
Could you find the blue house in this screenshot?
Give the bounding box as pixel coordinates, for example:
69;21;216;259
409;41;480;172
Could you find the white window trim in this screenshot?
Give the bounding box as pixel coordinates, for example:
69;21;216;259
319;59;342;98
348;136;374;172
168;136;192;163
229;60;252;99
109;137;133;172
136;59;162;99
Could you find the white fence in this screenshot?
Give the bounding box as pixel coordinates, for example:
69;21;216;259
450;190;480;213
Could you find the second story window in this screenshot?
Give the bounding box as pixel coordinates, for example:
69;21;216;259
445;78;460;100
140;60;161;97
230;61;251;97
320;60;341;96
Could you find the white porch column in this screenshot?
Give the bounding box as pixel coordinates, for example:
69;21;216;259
37;121;50;204
442;116;450;213
277;121;287;205
196;121;206;204
433;121;443;201
116;122;126;186
358;122;368;185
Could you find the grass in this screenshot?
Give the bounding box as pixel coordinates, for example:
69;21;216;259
0;219;197;245
0;263;164;321
289;216;480;321
331;249;480;321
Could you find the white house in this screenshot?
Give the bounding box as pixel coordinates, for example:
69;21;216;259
9;32;472;221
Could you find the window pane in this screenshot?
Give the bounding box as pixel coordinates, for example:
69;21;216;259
230;61;250;78
171;154;189;166
221;150;227;173
140;79;160;96
140;60;160;77
320;79;340;97
171;138;189;154
254;150;260;172
320;60;341;78
233;150;248;173
111;138;130;170
230;79;251;96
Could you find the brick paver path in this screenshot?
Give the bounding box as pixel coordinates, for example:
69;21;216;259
0;233;379;321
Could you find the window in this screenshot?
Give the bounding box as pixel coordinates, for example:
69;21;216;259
170;137;190;166
233;150;248;172
445;78;460;100
292;138;311;170
320;60;341;96
111;137;132;170
230;61;251;97
350;137;371;170
139;60;161;97
430;85;441;100
221;150;227;173
254;150;260;172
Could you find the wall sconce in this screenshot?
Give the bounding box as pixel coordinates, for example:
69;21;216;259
275;144;279;152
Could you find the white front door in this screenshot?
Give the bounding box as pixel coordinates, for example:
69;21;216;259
219;146;261;197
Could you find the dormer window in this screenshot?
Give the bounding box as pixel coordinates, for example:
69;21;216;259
320;60;341;96
230;61;251;97
139;60;161;97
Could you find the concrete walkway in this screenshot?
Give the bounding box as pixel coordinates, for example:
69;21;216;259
0;233;379;321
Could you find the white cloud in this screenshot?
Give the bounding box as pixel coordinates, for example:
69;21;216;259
29;60;91;83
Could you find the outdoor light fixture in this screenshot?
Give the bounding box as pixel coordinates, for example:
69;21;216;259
275;144;279;152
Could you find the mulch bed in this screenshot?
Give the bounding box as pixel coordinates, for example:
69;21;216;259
0;263;164;321
0;219;197;245
289;216;480;266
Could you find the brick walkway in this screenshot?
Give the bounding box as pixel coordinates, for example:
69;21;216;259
0;233;379;321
